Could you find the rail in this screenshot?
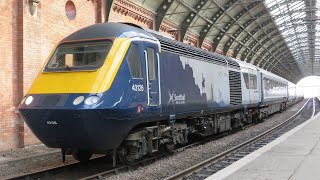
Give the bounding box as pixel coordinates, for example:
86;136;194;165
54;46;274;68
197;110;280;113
312;97;316;118
164;98;312;180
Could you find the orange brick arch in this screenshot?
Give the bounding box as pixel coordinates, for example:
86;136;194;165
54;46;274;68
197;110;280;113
108;0;154;29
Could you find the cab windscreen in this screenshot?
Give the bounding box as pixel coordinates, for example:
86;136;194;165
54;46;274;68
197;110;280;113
44;41;112;72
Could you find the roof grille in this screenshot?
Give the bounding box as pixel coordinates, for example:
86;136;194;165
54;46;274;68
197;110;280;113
225;57;240;70
150;33;227;66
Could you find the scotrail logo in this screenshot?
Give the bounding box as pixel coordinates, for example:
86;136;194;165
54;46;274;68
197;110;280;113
168;91;186;105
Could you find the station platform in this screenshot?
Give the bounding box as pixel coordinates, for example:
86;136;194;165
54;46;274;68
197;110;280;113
207;108;320;180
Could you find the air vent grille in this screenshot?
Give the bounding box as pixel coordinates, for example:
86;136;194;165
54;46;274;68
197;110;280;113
229;70;242;105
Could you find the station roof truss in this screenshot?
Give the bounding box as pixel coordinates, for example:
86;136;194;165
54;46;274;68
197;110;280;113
133;0;320;83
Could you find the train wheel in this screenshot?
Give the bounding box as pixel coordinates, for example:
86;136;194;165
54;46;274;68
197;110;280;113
164;143;175;153
72;150;92;163
118;147;140;165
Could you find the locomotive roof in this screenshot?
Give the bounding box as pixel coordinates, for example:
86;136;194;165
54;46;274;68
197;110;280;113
61;22;240;69
61;22;157;42
224;56;240;70
234;59;258;71
258;67;289;84
149;31;229;67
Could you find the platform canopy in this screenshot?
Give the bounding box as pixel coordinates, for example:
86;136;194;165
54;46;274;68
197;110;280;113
132;0;320;83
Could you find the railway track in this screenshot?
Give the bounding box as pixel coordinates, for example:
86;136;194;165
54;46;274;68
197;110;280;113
7;136;225;180
165;98;316;180
4;130;244;179
76;126;253;180
6;99;309;180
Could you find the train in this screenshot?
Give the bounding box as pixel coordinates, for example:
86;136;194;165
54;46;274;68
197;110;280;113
18;22;303;164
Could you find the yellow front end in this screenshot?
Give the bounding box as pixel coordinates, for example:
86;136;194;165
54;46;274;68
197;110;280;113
27;38;131;95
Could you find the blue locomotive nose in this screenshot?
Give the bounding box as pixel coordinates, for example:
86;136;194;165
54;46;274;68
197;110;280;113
19;108;133;151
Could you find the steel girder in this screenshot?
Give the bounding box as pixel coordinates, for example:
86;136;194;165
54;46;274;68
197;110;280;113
250;32;281;64
219;1;261;54
267;0;301;11
149;0;304;82
231;12;270;58
248;31;281;63
264;0;315;78
105;0;114;22
228;9;295;79
240;26;294;73
198;0;238;47
155;0;175;31
214;1;295;79
273;8;319;19
239;29;297;80
179;0;209;42
305;0;316;75
214;1;262;54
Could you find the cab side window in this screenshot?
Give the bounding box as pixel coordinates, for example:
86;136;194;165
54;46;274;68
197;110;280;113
249;74;257;89
243;73;249;89
147;47;156;80
127;44;142;78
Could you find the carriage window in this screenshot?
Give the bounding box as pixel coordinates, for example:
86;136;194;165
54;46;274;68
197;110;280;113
243;73;249;89
127;44;142;78
147;47;156;80
45;41;112;72
249;74;257;89
263;77;286;90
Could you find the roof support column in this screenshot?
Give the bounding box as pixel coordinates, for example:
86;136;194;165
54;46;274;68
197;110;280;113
105;0;114;22
155;0;175;31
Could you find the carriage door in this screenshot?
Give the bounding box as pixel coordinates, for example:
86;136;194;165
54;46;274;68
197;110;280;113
144;43;160;106
249;73;259;103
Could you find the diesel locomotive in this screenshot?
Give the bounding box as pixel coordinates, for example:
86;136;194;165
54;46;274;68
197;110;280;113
18;22;303;164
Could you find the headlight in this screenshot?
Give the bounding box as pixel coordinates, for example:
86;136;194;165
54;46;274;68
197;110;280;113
73;96;85;105
84;96;100;105
25;96;33;105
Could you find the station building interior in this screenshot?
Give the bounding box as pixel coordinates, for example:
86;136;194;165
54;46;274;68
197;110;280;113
1;1;320;178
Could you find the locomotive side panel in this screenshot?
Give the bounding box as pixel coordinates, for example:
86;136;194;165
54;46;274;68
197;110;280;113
159;51;230;115
235;60;260;105
262;73;288;103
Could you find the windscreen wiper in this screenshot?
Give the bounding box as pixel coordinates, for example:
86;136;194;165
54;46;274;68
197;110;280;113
59;60;72;71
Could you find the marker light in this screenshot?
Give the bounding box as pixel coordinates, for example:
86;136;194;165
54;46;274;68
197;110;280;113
73;96;85;105
84;96;100;105
25;96;33;105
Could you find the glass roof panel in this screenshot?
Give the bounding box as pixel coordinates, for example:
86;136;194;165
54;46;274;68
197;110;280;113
265;0;315;76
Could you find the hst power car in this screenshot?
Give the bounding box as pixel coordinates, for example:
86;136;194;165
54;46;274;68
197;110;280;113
19;22;302;164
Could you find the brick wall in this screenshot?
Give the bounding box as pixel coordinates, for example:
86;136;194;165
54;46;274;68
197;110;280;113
0;0;22;150
22;0;99;146
0;0;101;151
